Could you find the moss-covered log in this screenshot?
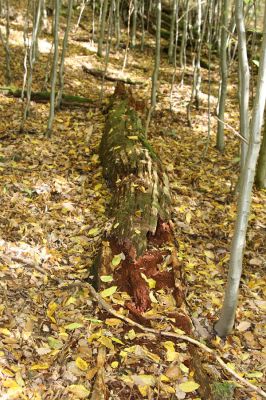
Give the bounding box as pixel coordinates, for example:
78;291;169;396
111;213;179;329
0;87;94;107
95;83;188;317
100;83;171;257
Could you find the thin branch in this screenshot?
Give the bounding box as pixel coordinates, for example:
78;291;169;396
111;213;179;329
215;117;249;144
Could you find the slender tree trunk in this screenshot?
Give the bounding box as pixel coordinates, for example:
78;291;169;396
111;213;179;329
214;5;266;337
115;0;120;48
42;0;48;33
75;0;87;30
122;0;133;70
151;0;161;107
20;0;43;131
92;0;95;41
213;0;221;50
250;0;258;101
0;0;11;84
216;0;229;152
131;0;137;47
235;0;250;172
140;0;145;51
180;0;189;85
187;0;209;125
46;0;60;136
22;0;30;100
97;0;108;57
168;0;177;63
56;0;73;109
169;0;179;110
255;113;266;189
100;0;114;102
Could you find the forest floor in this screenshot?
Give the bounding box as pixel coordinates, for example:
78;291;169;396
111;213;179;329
0;4;265;400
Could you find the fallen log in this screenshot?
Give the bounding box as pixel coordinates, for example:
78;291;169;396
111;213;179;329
0;87;94;108
82;64;146;86
94;83;188;328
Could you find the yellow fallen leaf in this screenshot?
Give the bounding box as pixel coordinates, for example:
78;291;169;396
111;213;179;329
65;296;77;306
2;368;14;377
111;361;119;368
204;250;215;259
98;336;114;350
30;363;50;371
3;379;20;388
105;318;122;327
88;329;102;343
94;183;102;191
179;381;200;393
22;318;34;340
64;322;83;330
88;227;99;236
127;135;139;140
132;374;156;386
180;363;189;373
186;211;192;224
68;384;90;398
75;357;88;371
111;254;122;266
47;302;58;323
100;275;113;283
138;385;148;396
149;291;158;303
15;371;25;387
127;329;136;340
0;327;11;336
163;341;177;362
111;337;124;345
160;374;170;382
100;286;117;298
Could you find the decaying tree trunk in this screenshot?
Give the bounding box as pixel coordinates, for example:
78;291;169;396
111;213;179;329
96;83;187;324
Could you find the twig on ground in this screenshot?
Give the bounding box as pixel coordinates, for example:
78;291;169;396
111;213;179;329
0;255;45;275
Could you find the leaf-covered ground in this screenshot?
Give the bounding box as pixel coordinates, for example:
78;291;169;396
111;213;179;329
0;4;265;400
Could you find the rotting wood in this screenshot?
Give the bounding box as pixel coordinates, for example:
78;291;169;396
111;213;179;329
95;83;189;331
82;64;146;86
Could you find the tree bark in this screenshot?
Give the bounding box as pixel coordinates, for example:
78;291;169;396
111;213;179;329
235;0;250;172
168;0;177;63
56;0;73;109
46;0;60;136
131;0;137;47
255;113;266;189
151;0;161;107
97;0;108;57
215;4;266;337
216;0;229;152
